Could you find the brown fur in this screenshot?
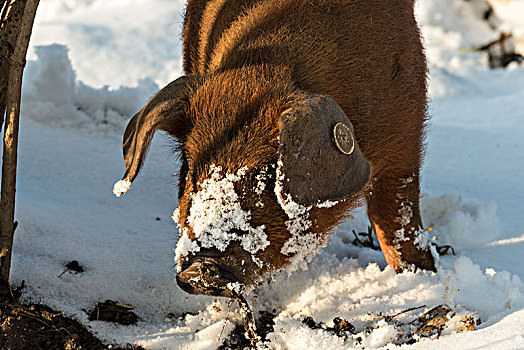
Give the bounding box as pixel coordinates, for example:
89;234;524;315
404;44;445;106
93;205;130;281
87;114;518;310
175;67;364;278
122;0;436;294
180;0;435;273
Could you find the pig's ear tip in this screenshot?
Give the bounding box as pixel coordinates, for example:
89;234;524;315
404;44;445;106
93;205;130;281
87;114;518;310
113;179;132;197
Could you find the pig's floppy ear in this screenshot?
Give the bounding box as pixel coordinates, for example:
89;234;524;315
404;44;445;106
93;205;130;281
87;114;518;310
278;94;371;206
113;75;200;197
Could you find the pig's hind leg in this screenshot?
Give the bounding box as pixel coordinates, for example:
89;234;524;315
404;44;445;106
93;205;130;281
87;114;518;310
365;169;436;272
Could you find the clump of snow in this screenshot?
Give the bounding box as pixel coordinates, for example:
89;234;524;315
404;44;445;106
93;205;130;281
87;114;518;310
394;228;411;246
396;202;414;226
446;256;523;318
361;320;399;348
175;165;269;267
180;320;235;350
413;228;432;250
421;192;501;248
316;199;339;209
394;227;431;256
226;281;244;294
172;207;180;225
113;179;132;197
174;228;201;272
274;161;311;225
254;166;268;195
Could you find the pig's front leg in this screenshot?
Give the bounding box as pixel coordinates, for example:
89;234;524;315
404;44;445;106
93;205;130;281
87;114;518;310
366;170;436;272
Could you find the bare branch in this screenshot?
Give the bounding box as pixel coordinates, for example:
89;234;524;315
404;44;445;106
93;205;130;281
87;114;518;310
0;0;40;283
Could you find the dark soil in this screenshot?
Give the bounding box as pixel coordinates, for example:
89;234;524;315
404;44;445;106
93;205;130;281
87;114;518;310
87;300;139;325
64;261;85;274
0;280;142;350
1;301;106;349
57;261;85;278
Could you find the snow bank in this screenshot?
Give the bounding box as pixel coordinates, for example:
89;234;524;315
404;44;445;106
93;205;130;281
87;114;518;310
22;44;158;132
415;0;524;98
31;0;186;88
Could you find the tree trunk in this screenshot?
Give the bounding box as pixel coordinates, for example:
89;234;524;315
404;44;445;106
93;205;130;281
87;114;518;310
0;0;39;284
1;0;27;133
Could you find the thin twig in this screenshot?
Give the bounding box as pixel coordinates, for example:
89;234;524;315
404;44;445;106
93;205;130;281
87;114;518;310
57;268;71;278
385;305;426;321
235;292;268;350
217;298;234;346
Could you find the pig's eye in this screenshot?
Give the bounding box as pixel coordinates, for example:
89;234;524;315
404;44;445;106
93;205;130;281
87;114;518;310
177;155;190;199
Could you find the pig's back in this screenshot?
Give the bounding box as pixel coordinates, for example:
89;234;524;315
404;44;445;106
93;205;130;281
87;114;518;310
183;0;427;172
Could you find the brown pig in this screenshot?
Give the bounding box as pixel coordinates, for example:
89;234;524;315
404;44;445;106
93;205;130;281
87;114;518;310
114;0;436;297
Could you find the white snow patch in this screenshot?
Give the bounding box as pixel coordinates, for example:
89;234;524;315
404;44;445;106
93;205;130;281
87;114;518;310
177;165;269;260
316;199;339;209
22;44;158;132
361;320;400;348
113;179;132;197
421;192;501;248
180;320;235;350
274;160;327;273
268;317;347;350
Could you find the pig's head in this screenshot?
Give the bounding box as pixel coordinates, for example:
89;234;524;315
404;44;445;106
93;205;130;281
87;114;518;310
115;68;371;297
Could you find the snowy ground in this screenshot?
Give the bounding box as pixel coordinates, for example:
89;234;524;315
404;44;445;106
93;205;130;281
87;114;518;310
2;0;524;348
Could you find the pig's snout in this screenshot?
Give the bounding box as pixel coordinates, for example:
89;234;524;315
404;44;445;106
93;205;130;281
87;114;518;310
176;257;237;297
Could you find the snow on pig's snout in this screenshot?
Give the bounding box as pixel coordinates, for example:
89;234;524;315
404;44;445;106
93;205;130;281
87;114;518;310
174;166;274;296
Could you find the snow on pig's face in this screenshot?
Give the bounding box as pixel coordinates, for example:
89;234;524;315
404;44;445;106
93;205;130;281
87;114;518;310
173;164;289;297
115;71;370;297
